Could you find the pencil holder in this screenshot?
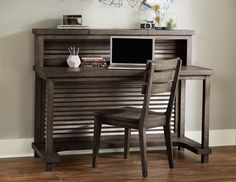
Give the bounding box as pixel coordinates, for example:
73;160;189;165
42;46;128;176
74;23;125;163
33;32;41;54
67;55;81;68
67;46;81;68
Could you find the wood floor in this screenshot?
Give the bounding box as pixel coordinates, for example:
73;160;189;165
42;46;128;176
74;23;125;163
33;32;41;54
0;146;236;182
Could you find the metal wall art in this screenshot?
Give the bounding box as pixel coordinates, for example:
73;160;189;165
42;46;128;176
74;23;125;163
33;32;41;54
127;0;140;8
99;0;142;8
98;0;123;7
98;0;173;9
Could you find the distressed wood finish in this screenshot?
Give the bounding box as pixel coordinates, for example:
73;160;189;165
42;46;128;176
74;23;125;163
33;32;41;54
32;28;193;67
92;58;181;177
201;76;210;163
45;79;55;171
43;39;181;67
176;80;186;151
32;29;213;171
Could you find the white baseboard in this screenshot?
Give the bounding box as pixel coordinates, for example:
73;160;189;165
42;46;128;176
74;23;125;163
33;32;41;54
0;138;34;158
186;129;236;147
0;129;235;158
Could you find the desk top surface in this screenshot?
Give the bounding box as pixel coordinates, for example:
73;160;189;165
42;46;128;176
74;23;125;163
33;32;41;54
34;65;214;79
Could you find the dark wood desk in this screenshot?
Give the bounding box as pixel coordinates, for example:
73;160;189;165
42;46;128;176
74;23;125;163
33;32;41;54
33;66;213;171
32;28;213;171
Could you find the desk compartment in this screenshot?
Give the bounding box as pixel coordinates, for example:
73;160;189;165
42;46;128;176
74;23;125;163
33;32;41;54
43;38;186;67
40;78;176;151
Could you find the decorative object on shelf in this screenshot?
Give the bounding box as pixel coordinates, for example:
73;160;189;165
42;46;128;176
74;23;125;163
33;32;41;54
140;20;155;29
63;15;82;25
146;0;175;29
153;3;161;28
57;15;88;29
67;46;81;68
163;14;176;29
81;57;107;67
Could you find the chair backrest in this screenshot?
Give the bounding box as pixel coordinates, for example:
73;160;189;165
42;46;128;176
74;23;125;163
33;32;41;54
141;57;182;127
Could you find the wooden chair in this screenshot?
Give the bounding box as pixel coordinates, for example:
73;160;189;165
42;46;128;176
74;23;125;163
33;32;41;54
92;58;182;177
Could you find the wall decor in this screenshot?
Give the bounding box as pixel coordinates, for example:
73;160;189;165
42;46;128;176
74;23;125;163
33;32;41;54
99;0;123;7
98;0;173;9
127;0;140;8
99;0;143;8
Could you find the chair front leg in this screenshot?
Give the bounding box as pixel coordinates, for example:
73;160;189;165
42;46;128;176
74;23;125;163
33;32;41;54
164;125;174;168
124;128;131;159
139;127;147;177
92;117;102;168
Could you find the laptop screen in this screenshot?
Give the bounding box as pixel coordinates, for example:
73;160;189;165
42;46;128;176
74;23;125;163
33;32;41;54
110;36;155;65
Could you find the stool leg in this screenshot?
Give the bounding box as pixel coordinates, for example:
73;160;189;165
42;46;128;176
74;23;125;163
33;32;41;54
92;117;102;168
124;128;131;159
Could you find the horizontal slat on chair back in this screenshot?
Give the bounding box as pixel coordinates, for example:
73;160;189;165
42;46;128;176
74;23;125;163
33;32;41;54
150;58;179;95
151;82;172;94
141;60;177;95
141;58;180;125
152;70;175;83
154;58;179;71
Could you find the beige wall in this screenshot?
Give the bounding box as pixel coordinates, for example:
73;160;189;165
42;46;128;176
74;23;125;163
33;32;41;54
0;0;235;139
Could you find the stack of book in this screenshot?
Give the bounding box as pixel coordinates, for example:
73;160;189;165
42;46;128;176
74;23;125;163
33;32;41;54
57;25;89;29
81;57;107;68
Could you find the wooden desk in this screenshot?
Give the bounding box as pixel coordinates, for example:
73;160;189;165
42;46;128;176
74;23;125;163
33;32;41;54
32;28;213;171
33;66;213;171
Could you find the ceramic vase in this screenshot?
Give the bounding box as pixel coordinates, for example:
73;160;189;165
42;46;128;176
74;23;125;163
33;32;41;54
67;55;81;68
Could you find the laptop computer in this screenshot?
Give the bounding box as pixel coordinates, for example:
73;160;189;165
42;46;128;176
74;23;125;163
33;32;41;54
108;36;155;70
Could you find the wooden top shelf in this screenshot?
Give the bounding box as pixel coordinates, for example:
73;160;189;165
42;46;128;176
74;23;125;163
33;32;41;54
34;66;213;79
32;29;195;36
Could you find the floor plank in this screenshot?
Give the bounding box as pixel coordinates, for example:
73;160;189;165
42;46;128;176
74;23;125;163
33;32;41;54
0;146;236;181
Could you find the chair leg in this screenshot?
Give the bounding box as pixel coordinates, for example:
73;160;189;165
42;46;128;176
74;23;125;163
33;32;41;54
92;117;102;168
124;128;131;159
139;127;147;177
164;125;174;168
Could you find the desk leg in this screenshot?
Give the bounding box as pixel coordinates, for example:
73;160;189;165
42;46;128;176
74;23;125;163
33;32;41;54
34;76;42;157
45;79;54;171
177;80;186;150
201;76;210;163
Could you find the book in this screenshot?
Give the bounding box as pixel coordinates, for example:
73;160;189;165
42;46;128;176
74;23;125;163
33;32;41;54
81;57;104;61
81;57;107;67
57;24;89;29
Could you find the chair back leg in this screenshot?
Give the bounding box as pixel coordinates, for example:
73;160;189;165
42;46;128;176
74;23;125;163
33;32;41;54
163;125;174;168
124;128;131;159
139;127;148;177
92;118;102;168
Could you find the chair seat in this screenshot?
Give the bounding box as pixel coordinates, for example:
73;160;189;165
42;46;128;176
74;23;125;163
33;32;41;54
95;107;166;128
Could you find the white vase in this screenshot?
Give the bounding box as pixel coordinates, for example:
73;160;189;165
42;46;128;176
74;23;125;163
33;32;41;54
67;55;81;68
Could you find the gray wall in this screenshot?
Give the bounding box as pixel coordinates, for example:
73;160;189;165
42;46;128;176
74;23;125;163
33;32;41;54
0;0;236;139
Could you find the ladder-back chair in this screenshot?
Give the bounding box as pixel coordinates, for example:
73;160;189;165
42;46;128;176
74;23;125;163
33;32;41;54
92;58;182;177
